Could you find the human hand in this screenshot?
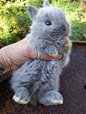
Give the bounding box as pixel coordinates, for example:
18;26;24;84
0;38;62;75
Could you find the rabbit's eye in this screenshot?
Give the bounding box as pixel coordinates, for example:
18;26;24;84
45;21;51;26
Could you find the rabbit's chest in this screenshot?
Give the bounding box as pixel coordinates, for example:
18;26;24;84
29;60;60;83
28;60;61;94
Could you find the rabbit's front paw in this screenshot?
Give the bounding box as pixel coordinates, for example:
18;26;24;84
38;90;63;106
49;51;58;57
64;43;72;52
47;45;58;57
13;87;30;104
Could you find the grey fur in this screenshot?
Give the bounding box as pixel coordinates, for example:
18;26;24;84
11;0;72;106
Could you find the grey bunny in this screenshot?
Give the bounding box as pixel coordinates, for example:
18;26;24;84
11;0;72;106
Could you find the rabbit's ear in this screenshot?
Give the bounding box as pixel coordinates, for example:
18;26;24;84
28;5;38;21
43;0;49;7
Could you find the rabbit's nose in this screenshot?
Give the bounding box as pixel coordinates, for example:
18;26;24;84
62;25;66;32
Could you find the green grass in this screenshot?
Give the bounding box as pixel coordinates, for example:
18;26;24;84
0;0;86;48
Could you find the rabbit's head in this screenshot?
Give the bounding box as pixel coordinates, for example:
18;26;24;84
27;0;71;53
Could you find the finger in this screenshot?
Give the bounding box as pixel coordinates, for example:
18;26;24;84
28;47;38;59
40;54;62;61
65;37;69;43
27;45;62;60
